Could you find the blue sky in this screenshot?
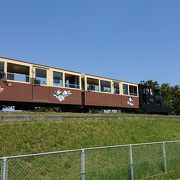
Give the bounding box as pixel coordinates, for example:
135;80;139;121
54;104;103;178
0;0;179;85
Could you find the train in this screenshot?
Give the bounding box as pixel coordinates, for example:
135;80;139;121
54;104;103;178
0;57;169;114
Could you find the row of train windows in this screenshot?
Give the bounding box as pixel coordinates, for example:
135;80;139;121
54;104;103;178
0;62;80;88
86;78;137;96
35;70;80;88
0;61;138;96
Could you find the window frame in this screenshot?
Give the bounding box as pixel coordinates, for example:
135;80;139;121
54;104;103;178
122;83;129;95
129;85;138;96
113;82;120;95
121;82;139;97
6;62;30;84
34;67;48;86
53;70;64;87
0;61;5;80
100;79;112;93
64;73;81;89
86;76;100;92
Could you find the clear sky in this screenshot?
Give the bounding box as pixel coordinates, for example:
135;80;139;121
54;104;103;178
0;0;179;85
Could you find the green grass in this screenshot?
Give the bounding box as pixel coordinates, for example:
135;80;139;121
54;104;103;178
0;115;180;179
151;170;180;180
0;111;180;117
0;117;180;156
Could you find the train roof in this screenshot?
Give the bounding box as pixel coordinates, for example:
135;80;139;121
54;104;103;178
0;56;138;85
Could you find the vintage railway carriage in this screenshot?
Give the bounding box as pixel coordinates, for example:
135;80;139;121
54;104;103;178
0;57;82;110
0;57;139;111
81;74;139;110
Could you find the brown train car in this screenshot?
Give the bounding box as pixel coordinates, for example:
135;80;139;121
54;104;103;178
81;75;139;110
0;57;139;111
0;57;82;110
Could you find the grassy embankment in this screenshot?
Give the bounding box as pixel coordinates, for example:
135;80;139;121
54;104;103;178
0;113;180;156
0;113;180;179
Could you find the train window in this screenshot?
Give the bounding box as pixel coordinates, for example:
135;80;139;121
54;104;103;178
0;62;5;79
100;80;111;93
53;71;63;87
129;85;138;96
123;84;128;95
7;63;30;82
65;74;80;89
35;68;47;85
114;83;119;94
87;78;99;92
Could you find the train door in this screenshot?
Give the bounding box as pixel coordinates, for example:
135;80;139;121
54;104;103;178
32;66;50;102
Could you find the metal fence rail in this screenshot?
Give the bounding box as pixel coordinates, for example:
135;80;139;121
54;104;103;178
1;140;180;180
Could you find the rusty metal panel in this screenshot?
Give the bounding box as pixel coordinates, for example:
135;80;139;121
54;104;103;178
0;81;82;106
0;80;139;108
121;96;139;109
0;80;32;102
84;91;122;107
50;87;82;105
33;85;50;102
84;91;139;109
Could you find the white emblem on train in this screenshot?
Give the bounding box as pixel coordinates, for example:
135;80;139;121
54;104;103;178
53;90;72;102
0;86;4;93
127;97;134;106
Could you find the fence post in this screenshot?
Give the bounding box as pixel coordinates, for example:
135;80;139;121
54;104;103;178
2;157;7;180
162;142;167;173
129;144;134;180
81;149;85;180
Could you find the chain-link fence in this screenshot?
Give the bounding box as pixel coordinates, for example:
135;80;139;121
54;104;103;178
1;140;180;180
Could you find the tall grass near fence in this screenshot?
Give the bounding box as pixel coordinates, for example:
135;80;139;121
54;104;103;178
1;141;180;180
0;114;180;179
